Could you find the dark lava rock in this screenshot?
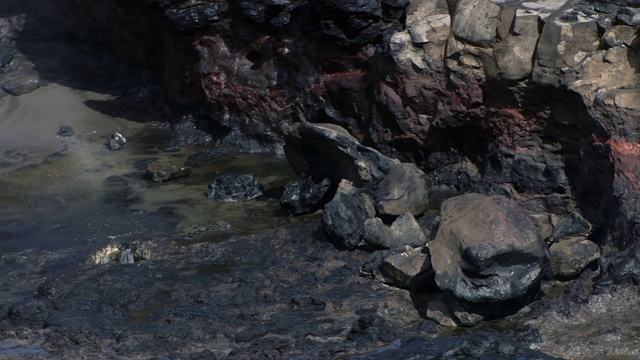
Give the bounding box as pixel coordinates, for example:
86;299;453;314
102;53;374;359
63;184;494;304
163;2;230;30
108;132;127;151
429;193;547;303
358;332;563;359
280;175;332;215
322;180;376;249
610;256;640;284
146;159;192;182
207;174;264;202
57;125;75;137
7;298;51;327
511;151;568;194
160;119;213;152
552;212;592;241
363;213;427;250
0;37;16;69
347;314;396;343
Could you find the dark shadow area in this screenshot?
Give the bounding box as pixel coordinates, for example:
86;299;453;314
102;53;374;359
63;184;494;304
1;0;169;123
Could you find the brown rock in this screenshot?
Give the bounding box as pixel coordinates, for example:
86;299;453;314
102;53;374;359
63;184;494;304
430;193;547;303
380;247;433;289
549;237;600;279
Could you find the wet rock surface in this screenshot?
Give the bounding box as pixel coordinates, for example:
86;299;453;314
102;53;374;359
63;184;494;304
3;0;640;358
0;221;576;360
280;175;332;215
207;173;264;201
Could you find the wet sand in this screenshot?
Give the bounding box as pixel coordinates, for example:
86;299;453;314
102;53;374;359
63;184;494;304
0;82;144;173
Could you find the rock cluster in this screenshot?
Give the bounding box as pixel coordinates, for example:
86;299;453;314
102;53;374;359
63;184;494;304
281;121;601;325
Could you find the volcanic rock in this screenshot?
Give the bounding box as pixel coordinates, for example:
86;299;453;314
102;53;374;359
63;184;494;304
279;175;332;215
363;213;427;250
160;116;213;152
322;179;376;249
207;174;264;202
429;193;547;303
284;122;429;216
108;132;127;151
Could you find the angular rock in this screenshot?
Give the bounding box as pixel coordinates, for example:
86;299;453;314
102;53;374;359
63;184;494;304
280;175;332;215
207;174;264;202
450;0;501;45
363;213;427;250
549;237;600;279
146;159;192;182
373;162;429;216
429;193;547;303
322;179;375;249
380;247;433;290
552;212;592;241
108;132;127;151
610;256;640;285
284;122;429;216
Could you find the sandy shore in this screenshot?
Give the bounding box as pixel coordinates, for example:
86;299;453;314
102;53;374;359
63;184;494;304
0;83;145;173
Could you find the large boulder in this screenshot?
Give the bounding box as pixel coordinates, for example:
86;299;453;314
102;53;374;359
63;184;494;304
284;122;429;216
429;193;547;303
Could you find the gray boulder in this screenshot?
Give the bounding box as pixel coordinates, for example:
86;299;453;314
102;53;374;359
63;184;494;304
284;122;428;216
429;193;547;303
322;179;375;249
363;213;427;250
207;174;264;202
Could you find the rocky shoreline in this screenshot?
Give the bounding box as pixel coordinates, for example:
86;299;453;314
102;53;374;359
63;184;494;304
2;0;640;358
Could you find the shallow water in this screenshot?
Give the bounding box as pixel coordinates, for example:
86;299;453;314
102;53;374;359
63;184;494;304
0;99;298;254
